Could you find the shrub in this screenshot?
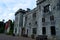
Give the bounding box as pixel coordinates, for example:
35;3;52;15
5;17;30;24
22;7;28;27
31;34;35;39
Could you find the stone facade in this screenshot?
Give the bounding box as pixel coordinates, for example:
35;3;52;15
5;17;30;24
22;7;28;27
14;0;60;40
36;0;60;40
13;9;26;36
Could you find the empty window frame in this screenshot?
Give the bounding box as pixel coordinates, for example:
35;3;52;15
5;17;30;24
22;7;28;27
15;28;17;33
33;13;36;18
35;21;37;25
42;18;45;22
29;23;31;25
32;28;37;34
50;15;54;21
57;0;60;10
25;16;27;21
42;27;46;35
44;4;50;13
50;26;56;35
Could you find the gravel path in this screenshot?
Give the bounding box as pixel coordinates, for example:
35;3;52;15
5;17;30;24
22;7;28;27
0;34;35;40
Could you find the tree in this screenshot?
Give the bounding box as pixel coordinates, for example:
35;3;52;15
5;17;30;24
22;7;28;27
9;20;14;35
0;21;5;33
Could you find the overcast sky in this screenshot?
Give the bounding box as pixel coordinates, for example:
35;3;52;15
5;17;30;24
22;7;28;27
0;0;36;22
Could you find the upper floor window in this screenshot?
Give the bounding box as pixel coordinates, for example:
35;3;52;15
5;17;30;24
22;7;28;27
25;16;27;21
27;14;31;20
50;26;56;35
29;23;31;25
42;18;45;22
44;4;50;13
15;16;18;21
35;21;37;25
57;0;60;10
33;13;36;18
50;15;54;21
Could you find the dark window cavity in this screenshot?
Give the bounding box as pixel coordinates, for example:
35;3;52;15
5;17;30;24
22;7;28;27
33;13;36;18
50;26;56;35
15;28;17;33
50;15;54;21
42;27;46;35
44;4;50;13
32;28;37;34
42;18;45;22
35;21;37;25
57;0;60;10
29;23;31;25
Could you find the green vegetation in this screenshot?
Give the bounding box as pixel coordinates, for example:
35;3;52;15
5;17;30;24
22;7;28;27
0;21;5;33
8;20;14;35
31;34;35;39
